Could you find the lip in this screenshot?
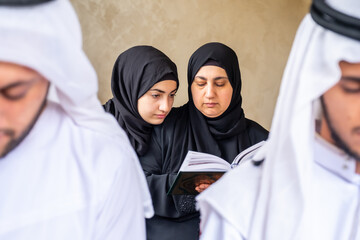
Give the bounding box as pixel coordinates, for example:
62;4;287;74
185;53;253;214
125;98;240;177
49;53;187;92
155;114;167;119
204;103;217;108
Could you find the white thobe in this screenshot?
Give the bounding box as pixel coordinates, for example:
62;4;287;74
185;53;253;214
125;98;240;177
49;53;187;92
197;136;360;240
0;101;146;239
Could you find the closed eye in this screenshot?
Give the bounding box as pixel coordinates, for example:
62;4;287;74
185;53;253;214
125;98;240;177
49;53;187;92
340;77;360;93
214;78;228;87
1;82;33;101
342;87;360;93
194;80;206;87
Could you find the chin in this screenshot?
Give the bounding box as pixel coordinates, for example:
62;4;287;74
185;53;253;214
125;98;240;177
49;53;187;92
203;112;221;118
148;119;164;125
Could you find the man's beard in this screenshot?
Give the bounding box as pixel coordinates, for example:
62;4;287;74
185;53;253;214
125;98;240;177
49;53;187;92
0;98;47;159
321;96;360;162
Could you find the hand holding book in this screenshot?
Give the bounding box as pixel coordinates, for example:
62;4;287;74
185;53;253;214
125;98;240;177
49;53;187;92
167;151;230;195
194;175;217;193
168;141;265;195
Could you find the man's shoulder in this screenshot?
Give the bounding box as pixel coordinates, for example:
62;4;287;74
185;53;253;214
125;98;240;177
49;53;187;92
46;101;140;200
47;101;138;175
72;121;138;176
0;104;144;237
197;158;263;237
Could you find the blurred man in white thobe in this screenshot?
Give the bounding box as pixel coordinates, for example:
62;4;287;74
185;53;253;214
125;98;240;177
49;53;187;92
0;0;153;239
197;0;360;239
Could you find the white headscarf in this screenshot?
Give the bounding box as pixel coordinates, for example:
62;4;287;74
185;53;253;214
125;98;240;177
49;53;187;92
247;0;360;239
0;0;154;218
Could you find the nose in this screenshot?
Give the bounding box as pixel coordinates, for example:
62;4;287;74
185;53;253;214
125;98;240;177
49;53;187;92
159;98;171;113
205;84;215;99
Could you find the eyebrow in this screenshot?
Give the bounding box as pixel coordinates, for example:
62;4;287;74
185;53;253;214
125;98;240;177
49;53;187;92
341;76;360;82
149;88;178;94
149;89;165;94
195;76;228;81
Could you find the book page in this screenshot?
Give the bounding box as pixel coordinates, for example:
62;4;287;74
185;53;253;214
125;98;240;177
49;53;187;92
179;151;231;172
231;140;266;168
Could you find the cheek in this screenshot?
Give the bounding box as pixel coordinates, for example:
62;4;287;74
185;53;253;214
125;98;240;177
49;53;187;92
5;97;42;137
324;92;360;133
191;86;201;105
4;102;25;128
169;97;175;108
220;88;233;107
327;92;355;118
147;104;157;114
339;101;360;126
138;96;157;118
137;98;148;118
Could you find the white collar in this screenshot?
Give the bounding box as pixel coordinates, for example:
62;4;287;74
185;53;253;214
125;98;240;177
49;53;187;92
315;134;360;185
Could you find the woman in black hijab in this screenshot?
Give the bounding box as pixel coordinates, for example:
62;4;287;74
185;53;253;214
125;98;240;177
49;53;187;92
140;42;268;240
104;46;179;156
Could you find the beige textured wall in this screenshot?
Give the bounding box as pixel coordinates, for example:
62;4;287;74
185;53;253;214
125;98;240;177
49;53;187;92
70;0;310;130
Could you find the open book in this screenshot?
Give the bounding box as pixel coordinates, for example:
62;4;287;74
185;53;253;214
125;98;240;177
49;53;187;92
167;141;265;195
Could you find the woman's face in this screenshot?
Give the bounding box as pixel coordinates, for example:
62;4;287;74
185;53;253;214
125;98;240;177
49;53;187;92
137;80;177;125
191;65;233;118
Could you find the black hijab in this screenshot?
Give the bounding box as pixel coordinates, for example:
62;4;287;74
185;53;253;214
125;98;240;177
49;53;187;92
188;42;246;140
104;46;178;156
